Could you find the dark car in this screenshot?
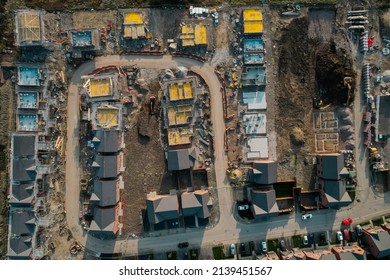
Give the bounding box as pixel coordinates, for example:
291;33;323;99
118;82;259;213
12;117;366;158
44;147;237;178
308;234;315;245
178;242;189;248
319;233;326;244
279;239;286;251
343;229;351;241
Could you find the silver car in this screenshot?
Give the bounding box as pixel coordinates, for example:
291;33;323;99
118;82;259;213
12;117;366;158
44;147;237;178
230;243;236;255
302;235;308;245
301;213;313;220
261;241;267;253
336;231;343;241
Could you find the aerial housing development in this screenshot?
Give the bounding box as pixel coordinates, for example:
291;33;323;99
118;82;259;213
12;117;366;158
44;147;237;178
0;0;389;261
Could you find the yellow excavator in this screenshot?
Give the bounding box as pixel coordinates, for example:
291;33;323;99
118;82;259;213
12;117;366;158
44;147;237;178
343;77;353;106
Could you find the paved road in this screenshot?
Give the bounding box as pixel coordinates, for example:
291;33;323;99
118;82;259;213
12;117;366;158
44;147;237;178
65;55;390;257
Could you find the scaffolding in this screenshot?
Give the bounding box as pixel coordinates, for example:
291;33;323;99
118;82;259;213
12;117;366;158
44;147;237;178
123;12;146;39
168;127;193;146
96;105;119;129
168;82;193;101
15;10;43;45
180;23;207;47
168;105;193;126
89;78;112;98
180;24;195;47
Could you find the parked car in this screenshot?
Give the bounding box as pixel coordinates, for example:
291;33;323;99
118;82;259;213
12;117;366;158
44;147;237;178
336;231;343;241
301;213;313;220
279;239;286;251
308;233;315;245
302;235;309;245
178;242;189;248
342;218;353;225
240;243;247;255
261;241;267;253
230;244;236;255
343;229;351;241
356;224;363;236
319;233;326;244
238;204;249;211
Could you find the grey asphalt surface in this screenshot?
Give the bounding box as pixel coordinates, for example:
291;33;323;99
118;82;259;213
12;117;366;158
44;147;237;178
65;55;390;257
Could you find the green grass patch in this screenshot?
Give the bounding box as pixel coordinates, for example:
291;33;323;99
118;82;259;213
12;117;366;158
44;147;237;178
190;249;199;260
267;239;278;252
212;246;226;260
166;251;177;260
372;218;384;227
292;235;302;248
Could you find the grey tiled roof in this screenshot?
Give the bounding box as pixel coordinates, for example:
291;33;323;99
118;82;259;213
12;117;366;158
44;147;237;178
93;130;119;153
251;189;279;218
12;158;36;182
93;155;118;178
10;183;34;205
8;236;32;257
322;180;352;207
319;154;345;180
146;195;179;224
91;180;119;207
167;148;196;171
181;191;212;219
89;207;117;233
13;135;35;157
11;210;35;235
250;161;277;185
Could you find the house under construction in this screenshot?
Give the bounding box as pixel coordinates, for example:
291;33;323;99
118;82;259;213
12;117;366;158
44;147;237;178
122;11;147;39
15;10;45;46
243;9;263;35
91;103;123;131
163;78;196;147
82;73;120;101
180;23;207;47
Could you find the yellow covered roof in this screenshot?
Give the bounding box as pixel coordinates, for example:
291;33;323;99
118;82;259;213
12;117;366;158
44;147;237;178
243;9;263;21
244;21;263;34
124;12;143;25
90;78;112;97
168;128;193;146
194;23;207;45
181;25;194;35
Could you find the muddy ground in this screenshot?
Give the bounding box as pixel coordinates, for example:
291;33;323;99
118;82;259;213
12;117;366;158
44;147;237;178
269;7;354;189
121;79;167;236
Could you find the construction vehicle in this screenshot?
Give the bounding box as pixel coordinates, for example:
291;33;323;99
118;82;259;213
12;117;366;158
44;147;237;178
369;147;389;172
149;95;156;115
313;97;331;110
343;77;353;106
281;3;302;16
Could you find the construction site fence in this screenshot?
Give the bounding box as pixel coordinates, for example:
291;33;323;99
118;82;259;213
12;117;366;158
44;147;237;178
172;52;206;63
119;50;164;56
91;65;126;76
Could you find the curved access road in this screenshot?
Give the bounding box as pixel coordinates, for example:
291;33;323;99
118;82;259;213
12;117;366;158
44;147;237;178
65;55;390;257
